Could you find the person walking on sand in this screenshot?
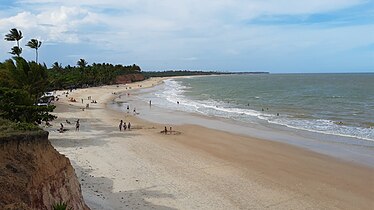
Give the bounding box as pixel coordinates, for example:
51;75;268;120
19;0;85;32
60;123;64;132
75;119;80;131
128;122;131;130
123;122;127;131
119;120;123;131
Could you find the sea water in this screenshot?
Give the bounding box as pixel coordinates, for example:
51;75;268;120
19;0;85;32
110;73;374;166
147;73;374;141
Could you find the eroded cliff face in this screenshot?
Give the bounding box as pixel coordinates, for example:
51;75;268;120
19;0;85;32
115;73;145;84
0;131;89;210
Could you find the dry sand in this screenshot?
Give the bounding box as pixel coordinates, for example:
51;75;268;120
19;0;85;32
47;78;374;210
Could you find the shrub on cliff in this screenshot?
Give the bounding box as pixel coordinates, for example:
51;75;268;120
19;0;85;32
52;202;72;210
0;118;42;137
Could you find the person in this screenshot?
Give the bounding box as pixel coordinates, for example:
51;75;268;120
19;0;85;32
177;101;179;105
75;119;80;131
149;100;152;106
170;127;172;134
81;98;83;103
123;122;127;131
164;126;167;134
128;122;131;130
59;123;64;132
127;105;130;113
133;108;136;115
119;120;123;131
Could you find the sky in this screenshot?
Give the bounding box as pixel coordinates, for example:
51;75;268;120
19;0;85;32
0;0;373;73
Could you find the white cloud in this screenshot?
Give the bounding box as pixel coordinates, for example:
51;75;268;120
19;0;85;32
0;0;372;71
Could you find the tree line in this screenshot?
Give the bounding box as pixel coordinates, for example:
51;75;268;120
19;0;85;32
0;28;142;126
48;60;141;90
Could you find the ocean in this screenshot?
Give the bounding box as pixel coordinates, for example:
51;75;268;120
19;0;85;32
141;73;374;142
109;73;374;166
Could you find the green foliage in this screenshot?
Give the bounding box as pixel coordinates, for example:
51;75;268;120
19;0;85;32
48;61;142;90
26;38;42;63
143;70;229;78
4;28;23;57
0;87;56;123
52;202;72;210
4;28;23;43
9;46;22;57
0;57;49;100
0;118;42;137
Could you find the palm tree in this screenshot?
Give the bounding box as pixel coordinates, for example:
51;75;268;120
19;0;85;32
77;58;88;68
4;28;23;56
9;46;22;57
26;39;42;63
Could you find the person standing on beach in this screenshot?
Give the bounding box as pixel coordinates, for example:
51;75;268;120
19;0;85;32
164;126;167;134
128;122;131;130
123;122;127;131
119;120;123;131
75;119;80;131
149;100;152;106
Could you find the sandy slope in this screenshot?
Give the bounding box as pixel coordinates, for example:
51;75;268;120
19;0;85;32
47;78;374;210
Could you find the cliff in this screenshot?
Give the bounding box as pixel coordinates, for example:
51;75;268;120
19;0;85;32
0;131;89;210
115;73;145;84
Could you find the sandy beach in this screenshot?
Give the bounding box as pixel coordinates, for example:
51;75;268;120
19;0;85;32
47;78;374;210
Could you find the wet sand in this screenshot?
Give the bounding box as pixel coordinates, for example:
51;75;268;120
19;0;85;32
47;78;374;210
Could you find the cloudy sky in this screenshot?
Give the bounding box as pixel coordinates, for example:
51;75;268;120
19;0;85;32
0;0;373;73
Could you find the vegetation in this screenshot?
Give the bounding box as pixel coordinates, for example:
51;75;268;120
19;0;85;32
4;28;23;57
142;70;229;78
26;38;42;63
52;202;72;210
48;62;141;90
0;118;42;138
1;28;56;126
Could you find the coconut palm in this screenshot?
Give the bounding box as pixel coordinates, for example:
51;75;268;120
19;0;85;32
4;28;23;56
9;46;22;57
26;39;42;63
77;58;88;68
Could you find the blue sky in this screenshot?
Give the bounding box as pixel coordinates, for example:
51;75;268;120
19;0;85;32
0;0;373;73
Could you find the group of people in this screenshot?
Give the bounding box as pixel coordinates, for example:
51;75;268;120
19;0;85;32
59;119;80;133
163;126;173;134
119;120;131;131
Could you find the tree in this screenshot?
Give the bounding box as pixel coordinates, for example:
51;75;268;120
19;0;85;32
76;58;87;68
9;46;22;57
4;28;23;57
51;62;63;71
26;39;42;63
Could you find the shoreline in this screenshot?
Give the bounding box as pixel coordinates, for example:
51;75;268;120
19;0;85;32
47;78;374;209
117;78;374;167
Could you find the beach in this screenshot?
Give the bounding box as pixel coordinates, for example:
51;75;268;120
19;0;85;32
47;78;374;210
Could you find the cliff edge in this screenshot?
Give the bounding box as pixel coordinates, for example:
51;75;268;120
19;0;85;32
0;131;89;210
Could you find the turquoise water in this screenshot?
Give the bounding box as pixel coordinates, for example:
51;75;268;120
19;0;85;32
151;73;374;141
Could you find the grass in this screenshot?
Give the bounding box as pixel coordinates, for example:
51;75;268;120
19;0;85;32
0;118;43;138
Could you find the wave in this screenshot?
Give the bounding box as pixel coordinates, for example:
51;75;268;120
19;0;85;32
152;79;374;142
